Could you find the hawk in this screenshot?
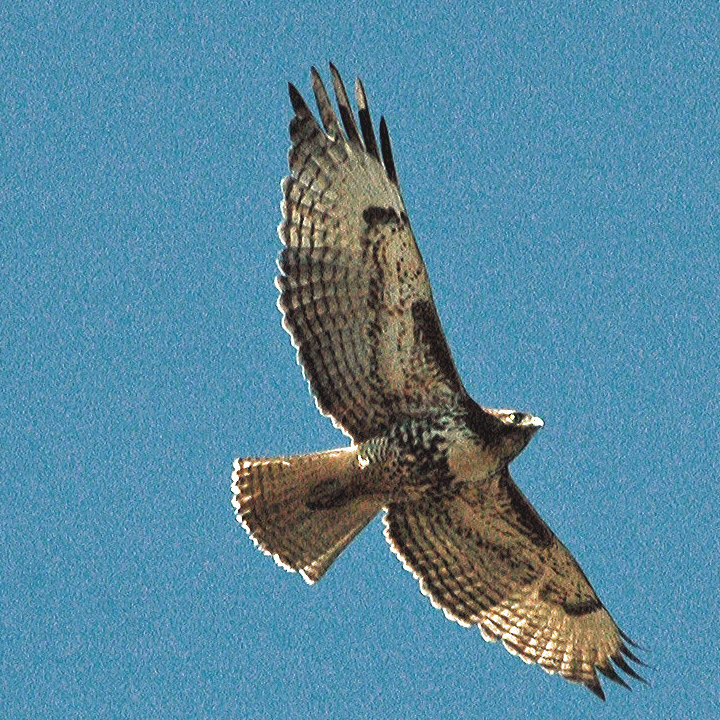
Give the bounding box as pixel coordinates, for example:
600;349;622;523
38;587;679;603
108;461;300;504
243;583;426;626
232;64;645;699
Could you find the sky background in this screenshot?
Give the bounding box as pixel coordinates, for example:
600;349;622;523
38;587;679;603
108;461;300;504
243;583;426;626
3;1;719;718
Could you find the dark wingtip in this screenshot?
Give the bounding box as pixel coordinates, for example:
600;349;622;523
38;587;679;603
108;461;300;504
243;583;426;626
587;678;606;701
379;116;399;186
612;648;648;685
309;65;341;136
621;642;650;668
288;83;306;114
597;662;631;691
588;635;650;699
329;62;362;146
355;76;380;161
613;654;648;685
619;628;649;653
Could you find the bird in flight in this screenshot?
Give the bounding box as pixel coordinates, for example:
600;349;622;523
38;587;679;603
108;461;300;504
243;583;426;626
232;64;645;699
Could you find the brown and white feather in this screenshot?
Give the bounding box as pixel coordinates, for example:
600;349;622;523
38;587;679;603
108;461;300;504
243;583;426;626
232;447;382;583
383;468;644;699
233;65;645;702
277;67;464;442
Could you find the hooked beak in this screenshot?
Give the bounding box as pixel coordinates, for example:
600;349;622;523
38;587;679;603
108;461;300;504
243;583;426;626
523;415;544;429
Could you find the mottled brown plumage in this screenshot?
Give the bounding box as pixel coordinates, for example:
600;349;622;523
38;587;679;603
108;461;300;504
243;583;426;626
232;64;645;700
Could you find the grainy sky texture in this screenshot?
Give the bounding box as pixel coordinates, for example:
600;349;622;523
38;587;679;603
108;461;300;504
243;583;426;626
3;2;719;718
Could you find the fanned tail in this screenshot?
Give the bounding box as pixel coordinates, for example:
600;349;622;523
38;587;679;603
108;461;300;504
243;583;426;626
232;446;381;583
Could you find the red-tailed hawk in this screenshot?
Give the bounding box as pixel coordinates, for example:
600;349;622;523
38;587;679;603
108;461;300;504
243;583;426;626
232;64;645;699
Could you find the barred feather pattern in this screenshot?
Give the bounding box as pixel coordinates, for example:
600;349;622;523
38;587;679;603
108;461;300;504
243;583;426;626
277;66;465;442
383;469;645;699
232;447;382;583
234;65;646;701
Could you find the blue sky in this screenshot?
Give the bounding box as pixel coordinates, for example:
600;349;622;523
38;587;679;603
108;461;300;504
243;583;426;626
3;1;719;718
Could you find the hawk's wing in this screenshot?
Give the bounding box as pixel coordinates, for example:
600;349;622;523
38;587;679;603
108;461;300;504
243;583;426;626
277;65;471;442
383;468;645;699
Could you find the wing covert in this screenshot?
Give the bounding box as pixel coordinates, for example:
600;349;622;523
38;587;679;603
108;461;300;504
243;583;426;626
383;468;645;699
277;66;466;442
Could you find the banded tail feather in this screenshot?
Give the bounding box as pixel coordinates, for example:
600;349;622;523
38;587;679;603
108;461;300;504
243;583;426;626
232;447;382;583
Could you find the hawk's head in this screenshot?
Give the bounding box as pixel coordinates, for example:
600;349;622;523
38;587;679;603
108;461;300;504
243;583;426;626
493;409;544;430
486;408;544;462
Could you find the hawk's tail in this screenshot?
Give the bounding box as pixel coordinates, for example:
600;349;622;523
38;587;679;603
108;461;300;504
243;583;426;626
232;446;381;583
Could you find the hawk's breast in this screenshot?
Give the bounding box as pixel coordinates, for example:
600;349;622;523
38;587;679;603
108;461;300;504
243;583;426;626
357;414;498;502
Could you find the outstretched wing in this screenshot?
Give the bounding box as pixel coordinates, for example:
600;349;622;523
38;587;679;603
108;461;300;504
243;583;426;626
277;65;470;442
383;468;645;699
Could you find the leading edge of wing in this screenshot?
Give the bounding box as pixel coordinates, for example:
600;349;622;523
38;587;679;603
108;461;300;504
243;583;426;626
279;65;473;438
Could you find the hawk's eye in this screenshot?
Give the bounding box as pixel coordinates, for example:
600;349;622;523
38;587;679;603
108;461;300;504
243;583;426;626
507;412;517;423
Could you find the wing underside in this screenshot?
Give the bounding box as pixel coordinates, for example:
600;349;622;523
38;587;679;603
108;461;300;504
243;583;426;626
383;468;645;699
278;65;468;442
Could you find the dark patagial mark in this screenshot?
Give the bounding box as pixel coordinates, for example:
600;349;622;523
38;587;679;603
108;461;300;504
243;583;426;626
499;471;554;548
363;205;400;227
411;299;463;390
